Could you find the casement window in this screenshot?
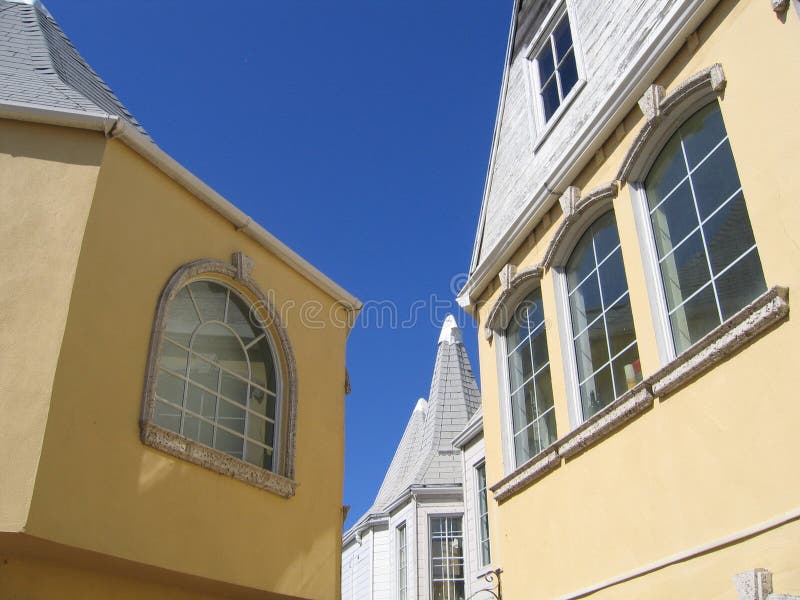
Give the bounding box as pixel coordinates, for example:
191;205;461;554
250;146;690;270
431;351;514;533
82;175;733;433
141;257;298;497
475;463;491;567
531;7;580;125
564;212;642;420
505;288;556;465
153;280;280;470
397;523;408;600
642;101;766;355
430;516;465;600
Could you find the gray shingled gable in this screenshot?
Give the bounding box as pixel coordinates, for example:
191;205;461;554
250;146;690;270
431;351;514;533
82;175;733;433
354;317;481;526
0;0;147;136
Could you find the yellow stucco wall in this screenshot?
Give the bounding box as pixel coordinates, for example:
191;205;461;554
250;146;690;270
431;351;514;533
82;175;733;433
0;120;104;533
475;1;800;598
13;138;350;599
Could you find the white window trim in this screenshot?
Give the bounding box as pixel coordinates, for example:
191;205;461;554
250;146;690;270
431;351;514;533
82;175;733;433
427;514;466;600
474;461;491;569
396;522;408;600
523;0;587;149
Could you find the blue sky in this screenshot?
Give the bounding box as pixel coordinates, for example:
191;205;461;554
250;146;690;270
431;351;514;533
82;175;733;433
44;0;509;529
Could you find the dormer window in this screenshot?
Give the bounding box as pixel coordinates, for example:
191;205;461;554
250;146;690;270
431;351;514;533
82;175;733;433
532;9;579;124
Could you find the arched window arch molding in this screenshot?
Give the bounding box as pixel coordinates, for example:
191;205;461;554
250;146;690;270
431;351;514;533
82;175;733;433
616;63;727;185
541;182;619;271
484;265;544;342
140;254;299;498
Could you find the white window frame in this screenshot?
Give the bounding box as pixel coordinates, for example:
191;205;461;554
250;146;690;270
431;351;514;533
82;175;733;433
524;0;587;148
474;461;491;569
396;522;408;600
428;514;466;600
552;207;638;429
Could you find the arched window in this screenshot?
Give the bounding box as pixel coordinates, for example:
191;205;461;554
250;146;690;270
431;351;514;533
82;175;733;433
565;212;642;420
643;101;766;354
141;257;297;497
505;287;556;465
154;280;279;471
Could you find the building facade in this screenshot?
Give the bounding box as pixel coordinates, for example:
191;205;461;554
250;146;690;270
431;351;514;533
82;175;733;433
0;1;360;598
342;317;494;600
458;0;800;598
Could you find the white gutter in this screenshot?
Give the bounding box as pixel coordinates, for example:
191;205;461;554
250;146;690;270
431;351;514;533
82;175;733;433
458;0;718;309
0;100;363;315
558;506;800;600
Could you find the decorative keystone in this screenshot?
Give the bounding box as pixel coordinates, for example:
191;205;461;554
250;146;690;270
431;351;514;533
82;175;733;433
709;63;727;93
499;264;517;291
638;84;666;120
771;0;790;12
559;186;581;218
233;252;254;280
733;569;773;600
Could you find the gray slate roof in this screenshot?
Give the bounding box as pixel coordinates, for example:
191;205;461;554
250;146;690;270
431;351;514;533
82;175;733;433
0;0;147;136
367;315;481;515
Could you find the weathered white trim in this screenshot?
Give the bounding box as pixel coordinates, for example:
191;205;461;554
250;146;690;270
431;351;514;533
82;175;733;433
453;410;484;449
483;265;544;341
0;100;362;315
558;508;800;600
649;286;789;398
459;0;720;309
140;257;299;497
489;286;789;504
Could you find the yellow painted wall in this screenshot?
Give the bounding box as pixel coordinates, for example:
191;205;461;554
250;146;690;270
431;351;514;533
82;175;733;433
475;1;800;597
0;120;104;532
18;138;350;599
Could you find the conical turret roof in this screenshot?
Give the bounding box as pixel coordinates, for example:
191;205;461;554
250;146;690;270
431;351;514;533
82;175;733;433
0;0;147;136
367;315;480;514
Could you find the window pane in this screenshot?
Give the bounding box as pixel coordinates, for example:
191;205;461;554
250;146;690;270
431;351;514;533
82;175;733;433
249;388;275;420
704;192;756;276
592;212;621;261
248;338;277;393
670;284;718;353
183;414;214;446
579;365;614;419
161;339;189;374
540;407;557;449
716;249;766;321
186;383;216;419
225;292;260;346
573;317;609;383
218;398;246;435
605;298;637;358
541;79;560;121
598;249;627;308
567;230;596;291
557;50;578;98
156;369;185;406
188;355;220;391
508;337;534;392
154;399;181;433
534;366;554;417
650;181;697;257
536;44;555;82
246;414;275;448
214;428;244;458
553;15;573;61
646;134;687;210
611;343;642;396
244;443;272;470
690;139;741;220
531;328;550;373
164;287;200;346
681;102;727;166
660;230;711;310
510;379;537;437
220;371;248;407
189;281;227;322
569;275;602;333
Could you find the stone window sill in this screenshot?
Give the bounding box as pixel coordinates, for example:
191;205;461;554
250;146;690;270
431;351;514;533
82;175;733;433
141;422;298;498
490;286;789;503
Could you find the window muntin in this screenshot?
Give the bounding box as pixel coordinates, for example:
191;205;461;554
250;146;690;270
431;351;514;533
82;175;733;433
430;516;465;600
506;288;556;465
475;464;491;567
644;101;766;354
397;523;407;600
535;11;579;122
154;280;279;471
566;212;642;420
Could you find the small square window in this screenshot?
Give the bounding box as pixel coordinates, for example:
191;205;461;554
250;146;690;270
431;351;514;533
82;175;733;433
532;10;580;124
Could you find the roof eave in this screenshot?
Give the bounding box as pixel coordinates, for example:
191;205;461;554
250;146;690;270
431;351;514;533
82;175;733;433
0;100;363;318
